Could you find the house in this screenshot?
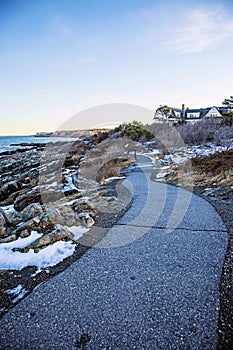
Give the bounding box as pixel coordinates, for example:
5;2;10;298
164;104;228;123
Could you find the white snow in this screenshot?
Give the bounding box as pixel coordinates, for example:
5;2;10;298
171;153;189;165
31;268;50;277
159;166;170;170
16;221;26;227
156;172;170;179
0;231;75;271
103;176;126;184
65;225;90;240
47;181;58;188
187;143;232;157
5;284;28;303
155;142;233;166
1;204;17;216
63;171;78;192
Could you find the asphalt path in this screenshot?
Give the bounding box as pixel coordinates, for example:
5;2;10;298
0;155;228;349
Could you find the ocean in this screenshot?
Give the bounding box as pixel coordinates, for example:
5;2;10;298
0;135;77;152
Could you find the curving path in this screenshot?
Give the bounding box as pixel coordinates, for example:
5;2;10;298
0;156;228;349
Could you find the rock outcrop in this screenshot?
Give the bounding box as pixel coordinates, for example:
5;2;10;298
0;135;132;253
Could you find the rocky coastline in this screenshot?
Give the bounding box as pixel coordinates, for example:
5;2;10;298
0;134;134;316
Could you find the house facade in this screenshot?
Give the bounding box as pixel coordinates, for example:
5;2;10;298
173;105;228;122
156;104;228;123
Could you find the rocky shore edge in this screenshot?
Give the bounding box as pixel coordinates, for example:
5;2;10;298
0;134;135;317
0;177;133;319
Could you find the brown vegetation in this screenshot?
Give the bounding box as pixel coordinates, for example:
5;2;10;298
191;149;233;177
167;149;233;189
96;157;134;182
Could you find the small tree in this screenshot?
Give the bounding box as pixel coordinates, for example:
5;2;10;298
222;96;233;126
154;105;173;121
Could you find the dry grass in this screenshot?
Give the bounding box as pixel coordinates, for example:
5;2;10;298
191;149;233;176
165;149;233;188
96;156;135;182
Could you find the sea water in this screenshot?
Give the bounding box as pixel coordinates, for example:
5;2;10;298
0;135;77;152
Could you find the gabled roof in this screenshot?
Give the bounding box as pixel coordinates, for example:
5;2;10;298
218;107;228;112
166;105;229;122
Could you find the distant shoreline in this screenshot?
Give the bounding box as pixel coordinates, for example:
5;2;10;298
34;128;112;138
0;128;112;138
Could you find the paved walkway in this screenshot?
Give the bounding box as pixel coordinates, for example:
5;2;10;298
0;156;228;349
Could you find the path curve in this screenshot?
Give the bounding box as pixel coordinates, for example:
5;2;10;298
0;156;228;349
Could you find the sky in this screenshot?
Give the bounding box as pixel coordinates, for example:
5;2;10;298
1;0;233;135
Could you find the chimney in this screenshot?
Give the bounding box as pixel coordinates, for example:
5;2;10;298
181;104;186;121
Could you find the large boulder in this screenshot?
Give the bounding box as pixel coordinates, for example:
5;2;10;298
22;202;43;220
45;205;82;227
11;202;94;236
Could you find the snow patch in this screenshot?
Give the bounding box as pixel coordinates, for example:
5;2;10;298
156;172;170;179
47;181;58;188
1;205;17;216
149;142;233;166
5;284;28;303
0;231;75;270
63;171;78;192
65;225;90;240
31;267;50;277
103;176;126;184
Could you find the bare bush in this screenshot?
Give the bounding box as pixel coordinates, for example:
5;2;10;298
78;138;141;183
176;119;233;146
144;122;185;152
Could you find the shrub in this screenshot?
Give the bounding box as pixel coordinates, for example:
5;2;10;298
79;138;138;183
176;119;233;146
114;121;154;142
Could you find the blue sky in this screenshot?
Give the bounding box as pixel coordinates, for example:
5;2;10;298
1;0;233;134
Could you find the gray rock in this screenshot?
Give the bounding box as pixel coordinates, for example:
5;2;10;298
19;229;30;238
14;226;73;252
0;181;20;202
0;234;17;243
45;205;82;227
10;203;43;225
78;212;95;228
0;208;12;237
71;198;95;212
14;190;42;211
0;212;6;237
23;203;43;219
